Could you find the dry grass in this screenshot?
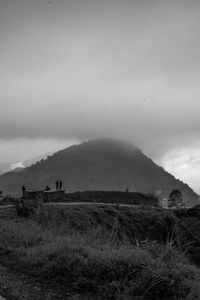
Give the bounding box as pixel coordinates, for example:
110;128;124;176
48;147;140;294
0;205;200;299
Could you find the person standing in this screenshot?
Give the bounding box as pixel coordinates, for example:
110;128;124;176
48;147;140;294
22;185;26;197
55;180;59;190
59;180;63;190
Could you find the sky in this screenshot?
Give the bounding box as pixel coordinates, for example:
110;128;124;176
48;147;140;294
1;0;200;193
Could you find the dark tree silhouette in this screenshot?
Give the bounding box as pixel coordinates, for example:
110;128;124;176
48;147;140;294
168;189;183;208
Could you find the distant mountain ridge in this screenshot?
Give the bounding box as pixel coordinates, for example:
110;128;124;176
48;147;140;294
0;152;52;175
0;139;198;206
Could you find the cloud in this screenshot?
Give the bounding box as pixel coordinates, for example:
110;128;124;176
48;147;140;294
9;161;25;170
157;145;200;194
0;138;80;163
0;0;199;143
0;0;200;191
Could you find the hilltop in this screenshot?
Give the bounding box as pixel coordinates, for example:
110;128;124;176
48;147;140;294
0;139;198;206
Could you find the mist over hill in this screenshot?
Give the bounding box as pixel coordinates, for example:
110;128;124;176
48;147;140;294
0;152;52;175
0;162;12;176
0;139;198;206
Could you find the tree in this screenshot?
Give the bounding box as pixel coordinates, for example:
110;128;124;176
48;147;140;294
168;189;183;209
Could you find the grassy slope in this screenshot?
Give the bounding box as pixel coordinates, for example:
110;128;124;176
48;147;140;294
0;205;200;299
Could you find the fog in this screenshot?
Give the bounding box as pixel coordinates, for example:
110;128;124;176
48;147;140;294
0;0;200;192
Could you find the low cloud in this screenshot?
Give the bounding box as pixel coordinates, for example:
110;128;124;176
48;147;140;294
0;138;80;163
157;145;200;194
0;0;200;191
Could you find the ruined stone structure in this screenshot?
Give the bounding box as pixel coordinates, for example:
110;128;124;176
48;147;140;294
22;189;65;202
42;189;65;202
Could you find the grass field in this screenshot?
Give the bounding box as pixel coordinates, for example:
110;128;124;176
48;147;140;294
0;204;200;299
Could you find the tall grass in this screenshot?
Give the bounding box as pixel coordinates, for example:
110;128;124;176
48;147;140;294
0;205;200;299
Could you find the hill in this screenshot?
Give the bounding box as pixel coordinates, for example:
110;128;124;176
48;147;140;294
0;138;198;206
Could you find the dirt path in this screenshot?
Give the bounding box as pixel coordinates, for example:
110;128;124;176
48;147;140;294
46;202;140;208
0;202;141;210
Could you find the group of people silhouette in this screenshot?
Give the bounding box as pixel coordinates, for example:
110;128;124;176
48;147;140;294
55;179;63;190
21;180;63;194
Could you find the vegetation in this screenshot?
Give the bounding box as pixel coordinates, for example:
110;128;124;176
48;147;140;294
168;189;184;208
64;191;159;206
0;203;200;299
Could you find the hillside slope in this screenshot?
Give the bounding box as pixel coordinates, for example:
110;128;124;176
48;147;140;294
0;139;198;206
0;152;52;175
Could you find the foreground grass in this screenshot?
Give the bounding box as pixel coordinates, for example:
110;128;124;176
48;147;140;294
0;205;200;299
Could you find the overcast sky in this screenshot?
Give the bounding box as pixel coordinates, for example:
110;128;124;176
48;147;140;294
1;0;200;193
